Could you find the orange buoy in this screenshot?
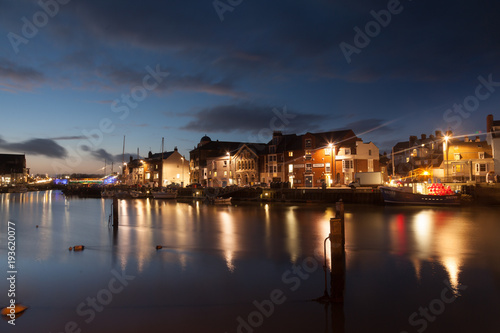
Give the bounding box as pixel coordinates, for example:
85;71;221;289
156;245;163;250
1;304;28;316
69;247;73;251
72;245;85;251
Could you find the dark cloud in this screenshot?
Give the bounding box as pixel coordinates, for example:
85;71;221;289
182;103;327;135
50;136;87;141
0;58;45;91
0;137;67;158
90;149;134;163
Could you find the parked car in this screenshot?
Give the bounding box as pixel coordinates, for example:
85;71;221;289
186;183;202;188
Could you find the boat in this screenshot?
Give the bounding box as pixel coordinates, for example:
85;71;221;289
380;184;460;205
152;190;178;199
214;197;231;204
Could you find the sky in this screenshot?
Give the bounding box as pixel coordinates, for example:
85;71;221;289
1;0;500;175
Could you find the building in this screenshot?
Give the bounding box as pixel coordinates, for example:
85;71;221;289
124;148;189;187
206;143;266;187
487;114;500;181
0;154;29;185
392;132;445;179
443;135;493;183
189;136;263;187
261;130;380;188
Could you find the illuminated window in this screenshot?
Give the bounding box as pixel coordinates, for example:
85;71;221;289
288;151;293;157
345;148;350;155
145;173;151;180
454;153;461;160
154;173;159;179
306;163;312;172
305;139;312;148
176;174;180;179
325;149;330;156
325;163;331;173
288;164;293;172
224;171;227;176
478;152;485;159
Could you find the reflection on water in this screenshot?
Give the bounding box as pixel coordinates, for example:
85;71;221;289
0;192;499;332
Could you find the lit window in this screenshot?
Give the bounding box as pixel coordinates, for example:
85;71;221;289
325;149;330;156
345;148;350;155
145;173;151;179
288;151;293;157
224;171;227;176
325;163;331;173
288;164;293;173
305;139;312;148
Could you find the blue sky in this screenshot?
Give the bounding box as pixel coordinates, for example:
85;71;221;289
1;0;500;174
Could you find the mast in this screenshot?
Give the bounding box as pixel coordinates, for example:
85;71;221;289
122;135;126;175
161;137;164;188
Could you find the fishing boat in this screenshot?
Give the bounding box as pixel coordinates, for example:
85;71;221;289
380;183;460;205
152;190;178;199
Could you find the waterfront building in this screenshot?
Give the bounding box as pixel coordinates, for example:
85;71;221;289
0;153;29;185
487;114;500;181
206;143;266;187
444;135;494;183
261;130;380;188
124;147;189;187
189;136;262;187
392;132;444;179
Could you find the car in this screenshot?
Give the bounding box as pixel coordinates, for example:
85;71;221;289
186;183;203;188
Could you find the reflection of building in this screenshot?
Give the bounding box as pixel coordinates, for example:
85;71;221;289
0;154;29;185
487;114;500;180
124;147;189;186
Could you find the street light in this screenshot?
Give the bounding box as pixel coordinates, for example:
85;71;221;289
328;143;336;187
226;152;231;185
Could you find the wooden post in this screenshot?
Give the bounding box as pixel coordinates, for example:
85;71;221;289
113;197;119;228
330;201;345;302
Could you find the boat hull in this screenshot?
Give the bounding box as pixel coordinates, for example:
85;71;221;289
380;187;460;205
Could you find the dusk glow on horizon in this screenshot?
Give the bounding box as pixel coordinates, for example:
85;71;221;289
1;0;500;174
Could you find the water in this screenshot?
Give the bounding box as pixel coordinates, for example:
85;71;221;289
0;191;499;333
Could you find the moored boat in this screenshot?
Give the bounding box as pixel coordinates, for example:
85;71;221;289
214;197;231;204
152;190;178;199
380;185;461;205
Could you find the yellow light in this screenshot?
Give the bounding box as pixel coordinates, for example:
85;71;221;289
422;171;430;176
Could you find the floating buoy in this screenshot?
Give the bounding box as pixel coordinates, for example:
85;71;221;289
69;247;73;251
72;245;85;251
156;245;163;250
1;304;28;317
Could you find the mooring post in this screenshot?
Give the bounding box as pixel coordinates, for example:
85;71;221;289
113;197;119;228
330;201;345;302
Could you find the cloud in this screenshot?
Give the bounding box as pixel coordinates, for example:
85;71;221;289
0;137;67;158
0;58;45;92
182;103;328;135
50;136;88;141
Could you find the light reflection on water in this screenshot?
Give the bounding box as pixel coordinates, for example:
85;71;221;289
0;191;499;332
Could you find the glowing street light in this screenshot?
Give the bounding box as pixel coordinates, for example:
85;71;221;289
328;143;336;186
443;135;450;182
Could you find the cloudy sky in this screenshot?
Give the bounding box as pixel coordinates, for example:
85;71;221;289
1;0;500;174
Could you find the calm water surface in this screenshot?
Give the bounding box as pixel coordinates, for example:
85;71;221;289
0;191;499;332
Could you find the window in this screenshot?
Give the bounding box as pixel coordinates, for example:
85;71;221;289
288;151;293;157
288;164;293;173
273;166;277;173
368;149;372;156
145;173;151;180
305;150;312;160
214;171;217;177
325;163;331;173
224;171;227;176
479;152;485;159
306;163;312;172
344;148;350;155
325;149;330;156
270;146;276;154
154;173;159;179
305;139;312;148
475;163;486;173
224;160;227;166
453;165;463;173
454;153;461;161
343;160;353;169
368;159;373;172
406;157;410;163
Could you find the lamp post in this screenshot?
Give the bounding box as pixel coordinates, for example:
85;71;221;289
181;156;184;187
444;136;449;183
226;152;231;185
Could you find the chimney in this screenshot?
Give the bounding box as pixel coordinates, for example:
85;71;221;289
148;151;153;158
421;134;427;141
409;135;418;145
174;146;178;152
475;136;480;142
129;156;133;162
487;114;494;133
435;130;442;138
464;136;469;142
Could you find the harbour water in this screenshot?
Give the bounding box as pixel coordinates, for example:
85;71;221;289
1;191;499;332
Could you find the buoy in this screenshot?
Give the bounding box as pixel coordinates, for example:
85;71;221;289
69;247;73;251
72;245;85;251
1;304;28;316
36;225;38;228
156;245;163;250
